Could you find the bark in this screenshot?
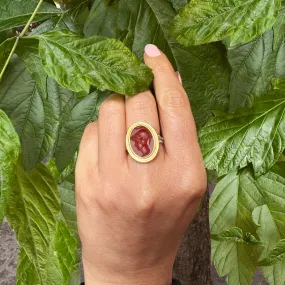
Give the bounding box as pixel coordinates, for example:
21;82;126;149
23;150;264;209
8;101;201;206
172;190;212;285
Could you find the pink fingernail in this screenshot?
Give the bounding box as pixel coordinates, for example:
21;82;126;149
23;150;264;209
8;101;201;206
177;72;182;84
145;44;161;57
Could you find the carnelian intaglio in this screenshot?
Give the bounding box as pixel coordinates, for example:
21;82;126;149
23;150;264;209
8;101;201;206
130;126;154;157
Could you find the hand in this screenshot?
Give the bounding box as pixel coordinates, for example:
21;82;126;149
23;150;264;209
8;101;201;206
76;44;207;285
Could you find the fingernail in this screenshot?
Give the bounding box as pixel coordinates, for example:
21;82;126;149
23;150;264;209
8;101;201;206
145;44;161;57
177;71;182;84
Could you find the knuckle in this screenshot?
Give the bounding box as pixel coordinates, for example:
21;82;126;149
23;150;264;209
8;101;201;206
134;187;156;220
153;61;173;73
161;88;188;110
80;122;98;149
83;121;98;136
175;169;207;201
76;184;97;210
99;99;122;118
191;181;207;200
132;97;155;114
135;197;156;220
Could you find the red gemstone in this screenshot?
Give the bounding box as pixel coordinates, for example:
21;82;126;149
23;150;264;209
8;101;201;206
130;126;154;157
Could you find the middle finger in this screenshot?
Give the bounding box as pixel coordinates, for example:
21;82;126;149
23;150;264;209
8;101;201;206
125;91;161;161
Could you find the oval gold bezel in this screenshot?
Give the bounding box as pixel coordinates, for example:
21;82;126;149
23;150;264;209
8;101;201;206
126;122;160;163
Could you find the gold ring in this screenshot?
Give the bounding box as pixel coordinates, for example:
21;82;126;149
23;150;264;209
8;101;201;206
126;122;163;163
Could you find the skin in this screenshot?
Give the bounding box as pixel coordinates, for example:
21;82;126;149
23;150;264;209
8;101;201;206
76;47;207;285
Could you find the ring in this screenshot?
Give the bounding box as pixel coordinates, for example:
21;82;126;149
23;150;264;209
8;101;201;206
126;122;163;163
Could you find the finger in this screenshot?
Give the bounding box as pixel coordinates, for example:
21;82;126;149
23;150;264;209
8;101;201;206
76;121;99;174
125;91;160;133
98;94;126;170
176;71;183;84
144;44;198;157
125;91;162;162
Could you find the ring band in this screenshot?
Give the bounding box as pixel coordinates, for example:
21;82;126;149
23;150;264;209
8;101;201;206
126;122;163;163
158;135;164;144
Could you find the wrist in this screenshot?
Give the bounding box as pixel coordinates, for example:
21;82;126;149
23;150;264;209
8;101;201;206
83;258;173;285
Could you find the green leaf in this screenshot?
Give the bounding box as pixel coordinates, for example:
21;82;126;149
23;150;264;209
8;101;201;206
84;0;231;128
0;56;45;170
45;221;78;285
272;78;285;89
6;161;60;283
45;158;61;181
199;90;285;177
30;1;90;35
54;0;90;9
69;264;81;285
0;56;77;170
16;249;39;285
84;0;119;39
259;239;285;266
211;239;261;285
210;169;266;285
253;208;285;285
0;0;61;33
210;169;264;235
54;90;102;171
58;180;77;233
211;227;246;242
58;152;77;183
0;37;15;71
211;162;285;285
16;221;78;285
46;152;77;184
0;110;20;224
30;18;61;35
251;163;285;284
169;0;188;12
38;29;153;96
170;0;281;46
253;162;285;241
41;78;77;161
206;169;218;184
228;8;285;111
0;30;16;44
16;38;48;98
57;1;89;34
177;43;231;128
211;227;261;244
245;233;261;244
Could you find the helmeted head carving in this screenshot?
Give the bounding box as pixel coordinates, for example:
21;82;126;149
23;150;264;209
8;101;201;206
130;127;153;156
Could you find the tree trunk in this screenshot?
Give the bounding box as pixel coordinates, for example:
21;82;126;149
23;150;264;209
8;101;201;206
173;190;212;285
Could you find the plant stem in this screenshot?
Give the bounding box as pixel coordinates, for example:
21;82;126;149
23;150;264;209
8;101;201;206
0;0;44;81
0;37;19;81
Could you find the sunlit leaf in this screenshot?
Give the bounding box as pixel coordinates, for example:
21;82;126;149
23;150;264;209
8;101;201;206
170;0;281;46
0;110;20;224
6;162;60;283
200;90;285;176
38;30;153;96
252;163;285;285
16;221;78;285
210;168;266;285
228;8;285;111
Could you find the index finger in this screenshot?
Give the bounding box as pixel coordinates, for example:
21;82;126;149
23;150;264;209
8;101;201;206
144;44;198;158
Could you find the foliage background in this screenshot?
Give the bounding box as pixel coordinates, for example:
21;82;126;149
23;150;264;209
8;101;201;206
0;0;285;284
